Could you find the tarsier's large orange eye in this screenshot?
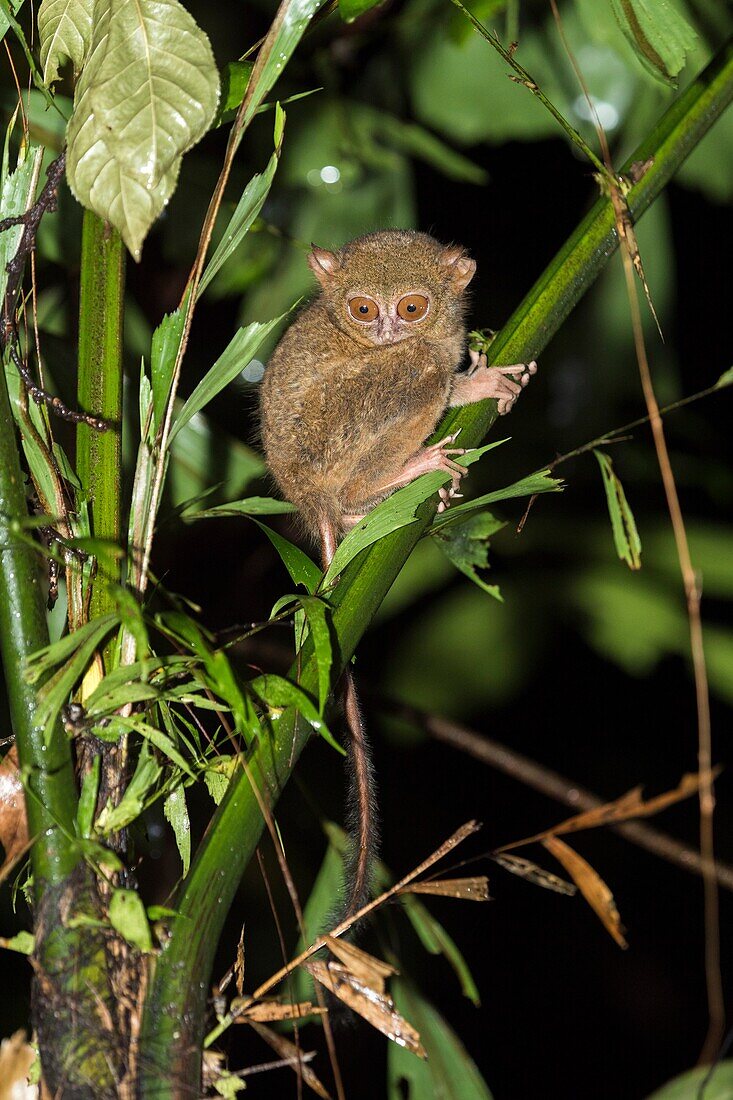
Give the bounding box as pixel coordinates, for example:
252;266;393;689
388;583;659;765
348;297;379;322
397;294;429;321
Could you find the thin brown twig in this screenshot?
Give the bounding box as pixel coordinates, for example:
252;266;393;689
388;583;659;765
548;0;722;1061
411;707;733;893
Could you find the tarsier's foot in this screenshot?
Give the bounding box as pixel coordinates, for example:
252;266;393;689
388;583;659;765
465;351;538;415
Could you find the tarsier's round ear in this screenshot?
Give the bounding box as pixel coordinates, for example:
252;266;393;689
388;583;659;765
439;245;476;292
308;245;341;285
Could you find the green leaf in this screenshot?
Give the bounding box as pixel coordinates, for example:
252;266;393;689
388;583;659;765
168;405;266;510
215;60;253;126
434;512;506;600
239;0;328;130
96;741;162;834
198;123;284;297
120;717;196;780
255;520;321;593
169;315;286;445
109;888;154;953
66;0;219;259
388;977;495;1099
323;441;509;582
25;612;119;681
399;894;481;1007
38;0;93;84
189;496;297;519
0;142;43;309
610;0;697;82
298;596;332;712
77;754;101;839
0;930;34;955
593;450;642;570
645;1062;733;1099
249;673;342;753
0;1;24;48
151;305;186;434
715;365;733;389
164;786;190;876
431;469;564;530
338;0;386;24
29;614;120;739
203;756;237;806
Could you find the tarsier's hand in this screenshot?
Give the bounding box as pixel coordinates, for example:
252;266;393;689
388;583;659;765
464;350;538;415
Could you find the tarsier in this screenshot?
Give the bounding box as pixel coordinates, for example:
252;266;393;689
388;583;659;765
260;230;537;921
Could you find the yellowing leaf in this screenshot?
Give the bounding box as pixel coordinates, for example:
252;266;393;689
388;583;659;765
39;0;94;84
542;836;627;949
66;0;219;259
399;876;491;901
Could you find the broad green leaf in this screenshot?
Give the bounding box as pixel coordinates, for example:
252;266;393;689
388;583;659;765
169;315;286;445
433;512;506;600
0;930;34;954
610;0;697;82
189;496;297;519
109;888;154;953
198;110;285;296
203;756;237;806
339;0;386;24
324;442;508;582
39;0;93;84
151;305;186;433
388;977;494;1099
96;741;162;833
255;520;321;593
66;0;219;258
645;1062;733;1099
214;60;253;126
77;754;101;839
164;786;190;876
593;450;642;570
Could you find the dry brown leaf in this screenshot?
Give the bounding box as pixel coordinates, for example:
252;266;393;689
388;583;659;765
0;1029;36;1099
322;936;396;994
234;999;324;1023
493;854;576;896
398;876;491;901
306;959;426;1059
0;747;29;871
498;771;713;852
248;1020;332;1099
235;925;245;998
542;836;627;949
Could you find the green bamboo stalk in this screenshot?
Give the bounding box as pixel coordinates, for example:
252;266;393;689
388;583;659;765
138;37;733;1096
0;367;78;886
76;209;125;626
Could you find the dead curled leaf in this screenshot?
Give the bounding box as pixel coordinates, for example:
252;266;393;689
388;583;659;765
322;936;396;995
497;771;714;852
398;876;491;902
305;959;426;1059
542;836;627;949
233;999;324;1023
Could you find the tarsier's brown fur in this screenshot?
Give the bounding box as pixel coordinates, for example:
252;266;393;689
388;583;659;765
260;230;536;921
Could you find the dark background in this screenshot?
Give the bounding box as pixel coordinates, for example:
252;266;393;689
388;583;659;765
1;0;732;1096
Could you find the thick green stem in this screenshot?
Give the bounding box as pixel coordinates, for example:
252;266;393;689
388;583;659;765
0;368;78;887
138;38;733;1097
76;210;125;626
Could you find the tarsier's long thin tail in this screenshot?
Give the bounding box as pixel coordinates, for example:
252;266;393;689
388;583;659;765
319;518;379;927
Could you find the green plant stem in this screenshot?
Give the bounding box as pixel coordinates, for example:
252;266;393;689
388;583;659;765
0;370;78;887
138;37;733;1097
76;210;125;628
